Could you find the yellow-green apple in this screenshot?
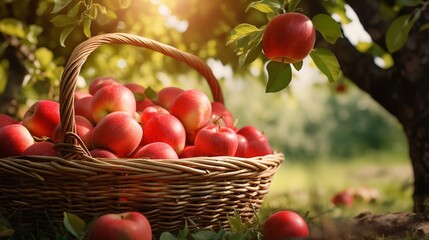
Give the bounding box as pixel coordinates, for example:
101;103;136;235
23;141;57;157
88;76;120;95
141;113;186;155
91;84;136;123
0;124;34;157
90;149;118;159
169;89;212;133
91;112;142;157
194;125;238;157
179;145;195;158
263;210;309;240
52;115;94;149
75;95;94;123
234;134;248;157
0;114;18;129
87;211;152;240
133;142;179;159
139;105;169;124
262;12;315;64
211;102;234;128
22;99;60;139
157;86;184;110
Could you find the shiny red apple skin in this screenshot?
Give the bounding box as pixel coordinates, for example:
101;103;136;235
22;99;60;139
89;149;118;159
75;95;94;123
262;12;316;64
88;76;120;95
194;125;238;157
23;141;57;156
263;210;309;240
211;102;234;128
169;89;212;133
234;134;249;157
91;112;142;157
245;139;273;158
91;84;136;123
133;142;179;159
0;124;35;157
0;114;18;129
157;86;184;110
52;115;94;149
87;211;152;240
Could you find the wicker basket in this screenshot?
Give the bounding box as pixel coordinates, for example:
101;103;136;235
0;33;284;236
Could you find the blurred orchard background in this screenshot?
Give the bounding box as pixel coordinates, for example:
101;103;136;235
0;0;414;226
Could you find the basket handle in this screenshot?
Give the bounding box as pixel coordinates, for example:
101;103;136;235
58;33;224;158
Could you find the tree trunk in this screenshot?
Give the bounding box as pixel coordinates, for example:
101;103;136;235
312;0;429;212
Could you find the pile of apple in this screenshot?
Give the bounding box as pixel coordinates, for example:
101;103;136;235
0;77;274;159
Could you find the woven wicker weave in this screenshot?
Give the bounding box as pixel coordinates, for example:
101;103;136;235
0;33;284;236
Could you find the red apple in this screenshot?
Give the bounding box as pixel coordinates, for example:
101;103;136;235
133;142;179;159
157;86;184;110
87;211;152;240
91;112;143;157
331;190;354;207
74;90;91;100
75;95;94;123
139;105;169;124
245;139;273;158
236;125;269;144
124;82;153;112
262;12;316;64
142;113;186;155
0;124;34;157
91;84;136;123
0;114;18;129
169;89;212;133
179;145;195;158
211;102;234;127
22;99;60;139
88;76;120;95
52;115;94;149
263;210;309;240
23;141;57;157
90;149;118;159
194;125;238;157
234;134;249;157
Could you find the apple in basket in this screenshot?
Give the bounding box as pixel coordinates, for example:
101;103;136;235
263;210;309;240
87;212;152;240
169;89;212;133
157;86;184;110
0;124;34;157
23;141;58;157
22;99;60;139
52;115;94;149
88;76;121;95
123;82;153;112
91;111;142;157
0;113;18;129
91;84;136;123
133;142;179;159
194;125;238;157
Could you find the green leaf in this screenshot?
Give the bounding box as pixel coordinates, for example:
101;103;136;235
145;86;157;100
60;25;75;47
63;212;86;238
386;14;415;53
288;0;302;12
246;2;276;14
35;47;54;68
227;23;259;46
239;43;262;66
192;230;219;240
52;0;73;13
160;232;178;240
227;210;247;233
420;22;429;32
310;48;341;83
0;215;14;237
265;61;292;93
50;14;79;27
312;14;343;44
0;18;26;38
67;1;83;17
83;17;92;37
292;60;303;71
396;0;421;7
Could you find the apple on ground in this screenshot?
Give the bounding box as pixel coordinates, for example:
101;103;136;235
75;95;94;123
157;86;184;110
331;190;354;207
88;76;120;95
263;210;309;240
91;84;137;123
0;114;18;129
91;112;143;157
194;125;238;157
169;89;212;133
89;149;118;159
262;12;316;64
23;141;58;157
22;99;60;139
141;113;186;155
133;142;179;159
52;115;94;149
0;124;35;157
87;211;152;240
